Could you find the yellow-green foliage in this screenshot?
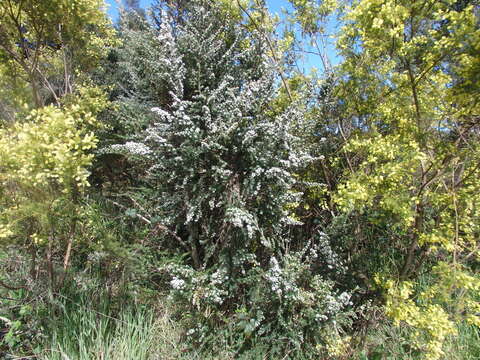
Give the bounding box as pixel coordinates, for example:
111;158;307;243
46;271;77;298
289;0;338;33
335;0;480;358
0;0;116;67
377;267;479;360
215;0;249;21
0;87;108;247
0;0;118;110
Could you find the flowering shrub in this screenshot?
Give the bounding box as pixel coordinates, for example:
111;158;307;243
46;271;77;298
103;0;315;274
162;233;354;358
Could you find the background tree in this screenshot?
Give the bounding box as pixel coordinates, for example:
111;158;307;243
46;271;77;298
0;0;115;111
334;0;480;357
0;0;115;290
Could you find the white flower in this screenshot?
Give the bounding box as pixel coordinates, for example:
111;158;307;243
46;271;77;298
106;141;152;156
151;107;172;119
170;277;186;290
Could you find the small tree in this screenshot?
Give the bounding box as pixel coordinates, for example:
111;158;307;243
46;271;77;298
0;0;115;289
0;87;109;289
101;2;353;356
334;0;480;357
108;0;310;270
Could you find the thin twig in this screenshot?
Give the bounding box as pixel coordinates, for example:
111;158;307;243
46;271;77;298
236;0;293;101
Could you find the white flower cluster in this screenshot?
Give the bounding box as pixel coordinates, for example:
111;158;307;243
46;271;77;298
225;207;258;239
232;250;259;274
102;141;152;156
316;231;345;272
200;274;230;305
257;250;353;332
265;257;283;296
170;277;186;290
164;263;230;306
150;107;172;119
324;291;352;316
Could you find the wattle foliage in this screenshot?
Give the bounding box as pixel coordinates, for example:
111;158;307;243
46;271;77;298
334;0;480;357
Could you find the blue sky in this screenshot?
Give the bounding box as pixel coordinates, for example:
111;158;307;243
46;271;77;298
104;0;296;23
104;0;339;72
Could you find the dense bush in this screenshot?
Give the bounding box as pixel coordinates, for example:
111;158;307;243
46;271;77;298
1;0;479;359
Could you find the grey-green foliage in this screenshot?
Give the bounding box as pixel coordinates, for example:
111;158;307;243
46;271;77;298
108;0;312;269
99;1;354;357
164;233;353;358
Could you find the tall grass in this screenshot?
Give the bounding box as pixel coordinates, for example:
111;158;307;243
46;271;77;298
4;270;478;360
444;323;480;360
39;292;184;360
36;290;278;360
38;291;480;360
